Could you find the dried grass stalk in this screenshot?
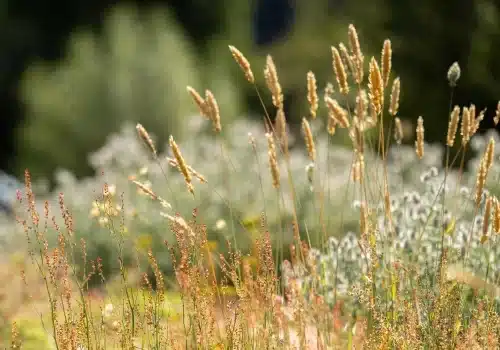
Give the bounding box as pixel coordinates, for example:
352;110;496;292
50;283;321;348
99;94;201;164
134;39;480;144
136;123;157;157
307;71;318;119
389;77;400;116
228;45;254;83
302;118;316;162
264;55;284;109
205;90;221;133
325;97;350;128
461;107;470;146
266;133;280;188
331;47;349;95
355;89;368;121
475;158;487;207
169;135;194;194
381;39;392;87
187;86;210;119
415;116;424;159
368;57;384;115
485;137;495;171
275;108;288;151
446;105;460;147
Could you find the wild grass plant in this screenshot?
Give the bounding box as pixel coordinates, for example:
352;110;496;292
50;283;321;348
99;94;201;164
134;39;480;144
6;24;500;348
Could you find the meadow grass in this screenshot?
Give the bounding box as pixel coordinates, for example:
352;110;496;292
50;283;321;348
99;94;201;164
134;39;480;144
7;24;500;349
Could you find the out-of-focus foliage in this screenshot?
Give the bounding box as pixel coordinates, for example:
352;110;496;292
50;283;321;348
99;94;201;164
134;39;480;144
17;4;244;181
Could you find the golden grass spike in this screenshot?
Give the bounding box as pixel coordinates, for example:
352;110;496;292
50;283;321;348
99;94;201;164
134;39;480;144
228;45;254;83
274;107;288;151
368;57;384;116
415;116;424;159
483;196;492;238
331;46;349;95
494;198;500;234
169;135;194;195
348;24;363;63
338;42;355;78
205;90;221;133
460;107;470;146
389;77;400;116
485;137;495;171
307;71;318;119
264;55;284;109
187;86;209;119
136;123;157;157
446;105;460;147
302;118;316;162
355;89;368;121
325;97;350;128
266;133;280;189
475;158;487;207
381;39;392;88
132;180;158;200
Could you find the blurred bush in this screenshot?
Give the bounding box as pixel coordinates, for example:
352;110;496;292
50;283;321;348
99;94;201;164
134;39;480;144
17;4;244;181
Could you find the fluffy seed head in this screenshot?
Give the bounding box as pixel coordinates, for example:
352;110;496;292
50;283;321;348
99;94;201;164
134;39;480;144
415;116;424;159
339;43;355;79
446;105;460;147
368;57;384;115
381;39;392;87
136;123;157;157
307;71;318;119
302;118;316;162
348;23;364;83
447;62;461;87
389;77;400;116
331;46;349;95
228;45;254;83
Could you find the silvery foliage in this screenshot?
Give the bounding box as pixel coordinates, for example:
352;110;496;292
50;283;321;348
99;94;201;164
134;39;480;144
283;131;500;306
3;117;379;273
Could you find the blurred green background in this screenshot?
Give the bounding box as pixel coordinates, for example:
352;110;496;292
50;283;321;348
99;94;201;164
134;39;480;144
0;0;498;182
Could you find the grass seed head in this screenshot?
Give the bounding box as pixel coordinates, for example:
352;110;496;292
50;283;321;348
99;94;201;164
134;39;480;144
302;117;316;162
447;61;461;87
136;123;157;157
368;57;384;115
205;90;221;132
389;77;400;116
381;39;392;87
307;71;318;119
415;116;424;159
447;105;460;147
331;46;349;95
187;86;210;119
264;55;284;109
228;45;254;83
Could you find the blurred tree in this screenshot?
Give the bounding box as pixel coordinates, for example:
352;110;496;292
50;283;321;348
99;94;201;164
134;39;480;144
17;5;244;181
